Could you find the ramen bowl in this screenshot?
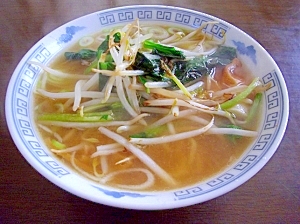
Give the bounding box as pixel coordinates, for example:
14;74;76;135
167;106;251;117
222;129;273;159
5;5;289;210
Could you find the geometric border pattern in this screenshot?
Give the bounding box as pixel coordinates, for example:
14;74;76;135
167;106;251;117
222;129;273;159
97;8;228;39
11;44;70;178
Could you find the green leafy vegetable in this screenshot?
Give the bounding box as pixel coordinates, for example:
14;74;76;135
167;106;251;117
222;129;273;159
130;125;167;138
134;45;237;87
224;124;242;143
38;111;113;122
245;93;262;123
65;49;97;60
96;35;109;58
83;102;122;113
133;52;165;78
143;40;185;59
83;60;97;74
51;139;66;150
98;74;109;91
99;62;115;70
67;32;120;73
85;33;118;74
137;75;150;93
206;46;237;66
96;32;121;59
220;77;260;110
172;56;211;84
161;60;192;98
172;46;237;84
112;32;121;43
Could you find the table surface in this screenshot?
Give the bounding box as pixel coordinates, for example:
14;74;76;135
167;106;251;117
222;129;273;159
1;1;299;223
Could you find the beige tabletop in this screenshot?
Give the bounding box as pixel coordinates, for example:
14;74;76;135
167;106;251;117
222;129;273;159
1;0;299;223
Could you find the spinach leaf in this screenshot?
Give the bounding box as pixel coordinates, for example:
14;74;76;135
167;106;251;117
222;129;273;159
171;46;237;84
65;49;97;60
143;40;185;59
65;32;121;61
134;44;239;89
97;32;121;53
172;57;212;84
113;32;121;43
133;52;166;80
84;33;119;74
206;46;237;66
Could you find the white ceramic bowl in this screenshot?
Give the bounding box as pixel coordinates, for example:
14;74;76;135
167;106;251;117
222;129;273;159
5;5;289;210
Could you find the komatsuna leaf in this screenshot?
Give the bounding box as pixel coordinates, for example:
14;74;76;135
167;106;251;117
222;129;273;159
133;52;166;81
65;49;97;60
172;57;211;84
171;46;237;84
206;46;237;66
143;40;185;59
65;32;121;61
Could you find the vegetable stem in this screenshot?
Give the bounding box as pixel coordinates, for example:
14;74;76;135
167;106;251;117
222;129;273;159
51;139;66;150
143;40;185;59
161;60;192;99
38;111;113;122
220;77;260;110
246;92;262;123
